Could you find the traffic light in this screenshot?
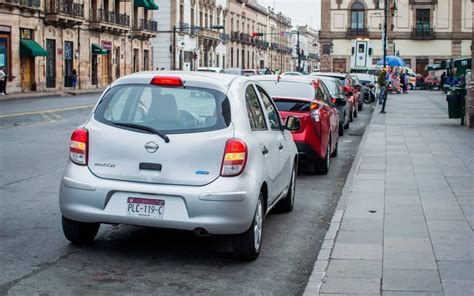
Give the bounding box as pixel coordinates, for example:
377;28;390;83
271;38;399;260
252;32;264;37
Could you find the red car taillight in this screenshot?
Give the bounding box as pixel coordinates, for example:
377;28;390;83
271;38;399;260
221;139;247;177
70;128;88;165
310;100;321;122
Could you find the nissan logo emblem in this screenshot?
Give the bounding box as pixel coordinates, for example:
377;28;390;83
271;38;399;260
145;141;159;153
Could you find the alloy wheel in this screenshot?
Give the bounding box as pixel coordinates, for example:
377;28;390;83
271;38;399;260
254;199;263;252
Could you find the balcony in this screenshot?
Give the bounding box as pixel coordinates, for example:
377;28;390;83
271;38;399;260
90;9;130;34
346;27;369;38
132;19;158;38
308;53;319;60
231;31;240;42
3;0;40;11
197;28;220;41
270;43;280;50
411;28;434;40
219;33;230;43
45;0;84;27
177;22;190;34
239;33;250;44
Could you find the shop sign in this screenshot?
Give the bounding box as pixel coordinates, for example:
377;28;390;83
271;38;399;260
101;41;112;51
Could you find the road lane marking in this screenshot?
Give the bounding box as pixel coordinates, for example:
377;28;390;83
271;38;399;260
40;112;53;121
0;104;94;119
49;112;63;120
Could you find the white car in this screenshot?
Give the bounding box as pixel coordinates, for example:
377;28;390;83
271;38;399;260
59;72;299;260
196;67;225;73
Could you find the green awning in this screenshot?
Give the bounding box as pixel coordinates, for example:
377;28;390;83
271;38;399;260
20;39;47;57
91;44;108;55
134;0;158;10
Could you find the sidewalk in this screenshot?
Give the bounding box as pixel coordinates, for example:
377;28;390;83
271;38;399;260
304;91;474;295
0;88;106;101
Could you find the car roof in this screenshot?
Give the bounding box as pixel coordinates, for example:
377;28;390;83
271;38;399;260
252;75;318;84
310;72;348;79
110;71;239;90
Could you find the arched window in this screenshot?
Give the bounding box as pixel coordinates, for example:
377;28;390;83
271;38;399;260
351;2;365;31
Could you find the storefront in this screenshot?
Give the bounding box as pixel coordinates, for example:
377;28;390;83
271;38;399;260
0;26;11;86
19;35;47;91
91;44;107;86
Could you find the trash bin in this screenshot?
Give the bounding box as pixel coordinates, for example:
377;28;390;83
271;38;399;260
447;87;467;124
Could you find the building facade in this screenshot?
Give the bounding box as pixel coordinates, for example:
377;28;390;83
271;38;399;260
292;25;320;73
319;0;472;74
151;0;294;72
1;0;158;93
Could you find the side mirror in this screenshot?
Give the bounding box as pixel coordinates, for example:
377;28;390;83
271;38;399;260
335;97;347;106
285;116;301;131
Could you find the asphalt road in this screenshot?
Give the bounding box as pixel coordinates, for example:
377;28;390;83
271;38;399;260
0;94;373;295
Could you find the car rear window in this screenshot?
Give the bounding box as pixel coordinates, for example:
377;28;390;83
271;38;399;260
94;85;231;134
274;100;310;112
257;81;315;99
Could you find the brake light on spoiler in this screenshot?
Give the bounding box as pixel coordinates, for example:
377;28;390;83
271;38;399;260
150;76;184;87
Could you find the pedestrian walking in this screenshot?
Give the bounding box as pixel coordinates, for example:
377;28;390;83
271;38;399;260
378;69;387;104
400;70;406;93
71;69;78;90
0;67;6;95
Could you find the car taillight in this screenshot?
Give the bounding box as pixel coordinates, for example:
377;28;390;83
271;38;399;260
331;97;337;104
221;139;247;177
310;101;321;122
70;128;88;165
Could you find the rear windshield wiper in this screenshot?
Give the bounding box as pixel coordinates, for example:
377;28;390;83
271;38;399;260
113;122;170;143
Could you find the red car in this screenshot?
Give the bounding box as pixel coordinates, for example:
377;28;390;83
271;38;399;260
254;76;339;174
311;73;360;122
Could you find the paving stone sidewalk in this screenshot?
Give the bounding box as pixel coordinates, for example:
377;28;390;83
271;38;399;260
304;91;474;296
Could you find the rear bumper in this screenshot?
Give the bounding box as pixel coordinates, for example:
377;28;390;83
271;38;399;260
59;163;260;235
295;142;323;159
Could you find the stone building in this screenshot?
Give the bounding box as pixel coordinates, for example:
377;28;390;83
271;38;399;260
151;0;228;71
319;0;472;74
1;0;158;93
292;25;320;73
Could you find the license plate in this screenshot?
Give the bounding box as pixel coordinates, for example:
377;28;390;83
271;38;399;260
126;197;165;219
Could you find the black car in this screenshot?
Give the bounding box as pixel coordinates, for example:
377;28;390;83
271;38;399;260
319;76;350;135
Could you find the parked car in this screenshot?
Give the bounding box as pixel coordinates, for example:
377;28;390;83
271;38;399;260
59;72;299;260
252;75;339;174
350;74;364;111
311;72;359;121
224;68;245;75
197;67;225;73
282;71;304;76
317;76;350;135
243;69;259;76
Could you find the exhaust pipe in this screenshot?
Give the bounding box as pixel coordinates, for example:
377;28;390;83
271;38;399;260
193;227;209;237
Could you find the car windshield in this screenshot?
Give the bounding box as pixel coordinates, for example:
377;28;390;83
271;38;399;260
225;69;242;75
319;78;341;96
274;100;310;112
257;80;315;99
94;85;231;134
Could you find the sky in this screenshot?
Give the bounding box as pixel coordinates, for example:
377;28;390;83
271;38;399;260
258;0;321;30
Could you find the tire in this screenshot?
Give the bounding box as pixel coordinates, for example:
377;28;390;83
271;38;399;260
358;100;363;111
62;216;100;244
344;119;350;129
349;109;353;122
233;193;264;260
315;141;330;175
354;107;358;118
331;137;338;157
338;121;344;136
276;163;296;213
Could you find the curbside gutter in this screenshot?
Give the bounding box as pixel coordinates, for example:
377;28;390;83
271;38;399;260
302;104;379;296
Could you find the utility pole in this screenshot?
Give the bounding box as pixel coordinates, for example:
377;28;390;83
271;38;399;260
380;0;388;113
172;25;176;70
296;29;301;72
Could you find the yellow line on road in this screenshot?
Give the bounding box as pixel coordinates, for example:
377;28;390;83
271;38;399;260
0;104;95;119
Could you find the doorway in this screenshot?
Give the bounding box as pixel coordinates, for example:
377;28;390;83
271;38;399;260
64;41;73;87
115;46;120;79
46;39;56;88
416;59;429;77
92;54;98;85
20;56;34;91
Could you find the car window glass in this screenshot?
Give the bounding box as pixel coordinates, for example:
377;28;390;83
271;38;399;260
315;86;325;101
256;85;282;131
96;85;230;134
320;84;333;105
245;85;267;130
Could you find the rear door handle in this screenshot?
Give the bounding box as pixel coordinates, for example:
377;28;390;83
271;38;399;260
262;146;269;155
278;143;284;150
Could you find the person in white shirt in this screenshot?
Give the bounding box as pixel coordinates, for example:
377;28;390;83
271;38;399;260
0;67;6;95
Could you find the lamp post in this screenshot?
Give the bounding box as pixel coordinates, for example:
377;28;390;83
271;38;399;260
380;0;389;114
157;25;224;70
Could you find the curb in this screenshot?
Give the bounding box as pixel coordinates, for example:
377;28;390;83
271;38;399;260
0;89;105;102
302;104;381;296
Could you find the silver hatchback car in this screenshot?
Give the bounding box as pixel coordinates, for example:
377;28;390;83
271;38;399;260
60;72;299;260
